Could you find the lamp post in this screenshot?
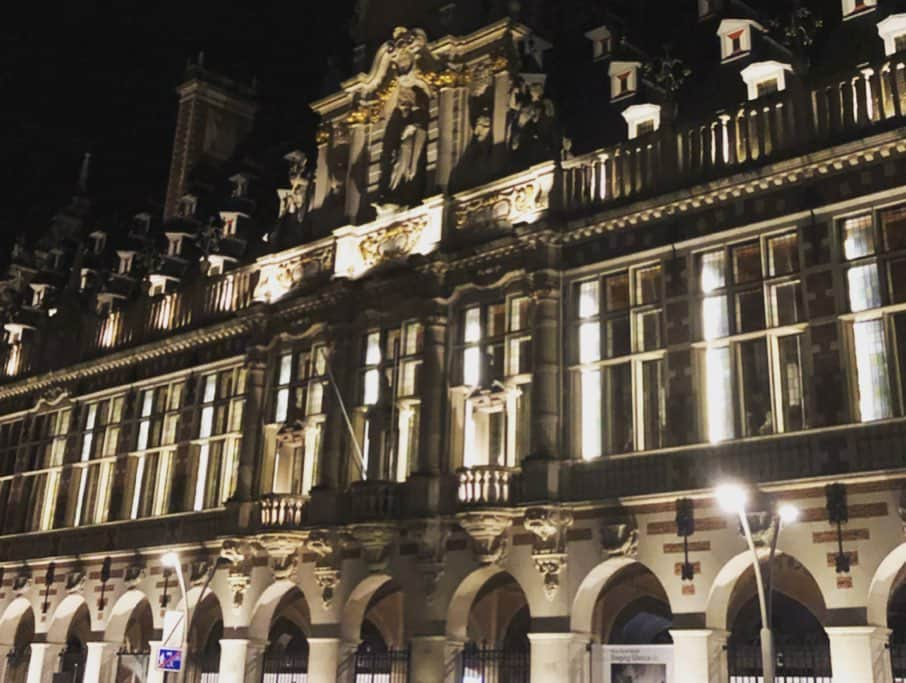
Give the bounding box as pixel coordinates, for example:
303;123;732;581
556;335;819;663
716;484;799;683
161;552;189;681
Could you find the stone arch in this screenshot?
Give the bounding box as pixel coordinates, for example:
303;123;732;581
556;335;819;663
47;594;89;644
187;590;224;678
249;580;313;643
867;542;906;627
706;549;828;631
0;597;34;646
104;590;152;645
445;566;532;644
340;574;400;645
570;557;640;636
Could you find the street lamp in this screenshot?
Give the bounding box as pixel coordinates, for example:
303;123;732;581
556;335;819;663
161;552;189;679
715;483;799;683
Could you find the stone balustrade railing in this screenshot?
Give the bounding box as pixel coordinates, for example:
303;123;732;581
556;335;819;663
257;493;309;531
457;466;518;507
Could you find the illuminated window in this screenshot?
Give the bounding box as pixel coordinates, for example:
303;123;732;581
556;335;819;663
698;231;806;441
357;322;424;481
73;396;123;527
193;367;245;511
22;408;71;531
573;265;665;459
609;62;640;101
116;251;135;276
130;382;182;519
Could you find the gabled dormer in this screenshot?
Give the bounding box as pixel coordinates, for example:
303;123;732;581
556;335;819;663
585;25;612;62
176;194;198;220
717;19;765;63
609;61;641;102
740;60;792;100
88;230;106;255
115;251;136;277
28;283;51;309
219;211;246;239
621;103;662;139
164;232;192;259
843;0;876;21
878;14;906;56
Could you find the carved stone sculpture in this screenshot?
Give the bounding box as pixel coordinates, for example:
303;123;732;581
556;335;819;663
458;512;513;565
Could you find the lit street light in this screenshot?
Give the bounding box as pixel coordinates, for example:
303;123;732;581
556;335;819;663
715;483;799;683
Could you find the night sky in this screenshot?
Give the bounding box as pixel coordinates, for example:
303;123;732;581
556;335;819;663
0;1;355;243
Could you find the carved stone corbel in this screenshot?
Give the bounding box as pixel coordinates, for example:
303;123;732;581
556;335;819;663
314;566;341;609
524;507;573;600
13;567;31;594
124;555;146;589
457;512;514;565
601;516;639;559
409;520;450;603
348;523;396;573
256;534;302;581
220;540;257;612
306;530;342;609
65;567;87;594
189;559;213;586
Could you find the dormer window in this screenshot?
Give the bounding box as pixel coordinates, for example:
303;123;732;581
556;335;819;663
843;0;876;19
609;62;640;101
29;283;49;308
116;251;135;276
585;26;612;61
133;213;151;234
177;194;198;218
4;323;26;346
740;61;792;101
219;211;244;238
79;268;94;292
165;233;186;258
229;173;249;199
89;231;106;255
878;15;906;56
96;292;123;317
621;103;662;140
717;19;762;63
148;275;169;297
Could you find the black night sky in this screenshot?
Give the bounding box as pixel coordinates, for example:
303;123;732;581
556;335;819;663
0;1;355;240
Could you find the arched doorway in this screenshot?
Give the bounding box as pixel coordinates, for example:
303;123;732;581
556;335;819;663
262;588;310;682
725;555;831;682
115;599;153;683
350;579;408;682
5;604;34;683
459;572;530;683
59;603;90;683
591;562;673;645
188;594;223;683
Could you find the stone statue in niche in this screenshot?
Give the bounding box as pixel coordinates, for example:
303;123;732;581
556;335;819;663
506;74;556;165
380;85;429;206
450;113;494;191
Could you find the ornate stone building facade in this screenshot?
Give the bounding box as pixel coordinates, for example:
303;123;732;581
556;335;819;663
6;1;906;682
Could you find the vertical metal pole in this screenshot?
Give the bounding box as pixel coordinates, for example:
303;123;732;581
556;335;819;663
738;509;775;683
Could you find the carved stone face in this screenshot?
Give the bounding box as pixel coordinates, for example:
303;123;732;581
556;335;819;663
473;115;491;142
388;27;426;76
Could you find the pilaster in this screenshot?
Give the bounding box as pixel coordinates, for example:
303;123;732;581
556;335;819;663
308;636;343;683
26;642;65;683
826;626;892;683
528;632;583;683
410;635;447;683
217;638;265;683
530;282;561;459
417;313;447;475
667;629;729;683
82;641;120;683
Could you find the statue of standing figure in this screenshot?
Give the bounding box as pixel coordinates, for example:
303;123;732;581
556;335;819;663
388;87;428;193
506;74;556;163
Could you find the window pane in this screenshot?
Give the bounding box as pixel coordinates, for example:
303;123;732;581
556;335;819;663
579;322;601;363
404;322;423;355
606;363;633;454
853;319;893;421
843;215;875;259
307;381;325;414
275;388;289;423
700;251;726;293
634;309;662;352
509;297;530;332
767;233;799;276
848;264;882;311
578;281;600;319
706;346;734;442
733;242;762;283
738;338;774;436
703;295;729;340
278;353;292;385
882;205;906;251
635;265;662;305
464;308;481;343
607;315;631;358
606;273;630;311
463;347;481;386
580;370;601;460
203;375;217;403
363;369;380;405
488;303;506;337
736;289;766;333
890;257;906;304
767;280;801;327
508;337;531;375
641;359;665;450
778;335;805;431
365;332;382;365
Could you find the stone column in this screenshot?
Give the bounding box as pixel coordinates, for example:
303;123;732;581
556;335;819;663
217;638;265;683
443;640;465;683
308;637;343;683
82;641;120;683
527;632;576;683
826;626;892;683
26;642;64;683
417;314;447;475
235;354;267;502
668;629;729;683
410;635;447;683
530;284;561;460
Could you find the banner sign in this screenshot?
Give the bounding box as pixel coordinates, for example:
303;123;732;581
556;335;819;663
592;644;674;683
156;647;183;672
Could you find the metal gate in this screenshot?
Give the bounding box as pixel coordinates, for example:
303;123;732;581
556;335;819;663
353;646;409;683
892;637;906;682
728;637;832;683
459;642;529;683
262;653;309;683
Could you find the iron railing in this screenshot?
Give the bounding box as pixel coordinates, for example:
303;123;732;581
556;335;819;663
460;643;529;683
353;646;409;683
262;652;309;683
728;637;832;683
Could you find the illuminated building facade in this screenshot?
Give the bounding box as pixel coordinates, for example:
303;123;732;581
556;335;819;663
6;1;906;681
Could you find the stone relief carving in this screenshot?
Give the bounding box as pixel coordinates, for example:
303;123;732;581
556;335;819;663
410;520;450;603
221;539;256;611
601;520;639;559
257;534;302;582
457;512;513;565
348;523;396;572
278;151;312;221
306;529;342;609
124;556;147;589
524;507;574;600
506;74;556;161
13;568;31;594
252;246;334;304
66;568;87;594
455;175;552;229
358;216;428;268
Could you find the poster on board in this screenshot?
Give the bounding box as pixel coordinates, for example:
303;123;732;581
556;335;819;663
591;644;674;683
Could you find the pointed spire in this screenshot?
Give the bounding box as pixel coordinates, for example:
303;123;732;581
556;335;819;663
77;153;92;195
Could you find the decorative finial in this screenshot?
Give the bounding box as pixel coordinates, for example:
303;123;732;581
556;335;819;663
78;153;92;194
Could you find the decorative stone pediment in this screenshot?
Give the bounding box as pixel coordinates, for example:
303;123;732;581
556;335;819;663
253;241;335;304
454;163;555;229
333;197;443;279
457;511;514;565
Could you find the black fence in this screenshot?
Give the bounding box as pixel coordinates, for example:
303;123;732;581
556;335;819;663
262;653;309;683
728;639;832;683
353;647;409;682
892;638;906;683
460;643;529;683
